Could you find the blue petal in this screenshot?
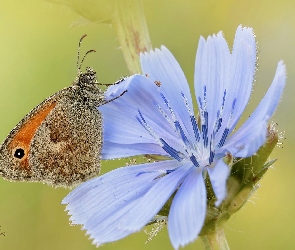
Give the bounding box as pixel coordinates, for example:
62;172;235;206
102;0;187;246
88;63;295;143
168;168;206;249
63;160;181;224
207;159;230;206
214;26;256;143
102;142;165;159
103;74;134;100
86;198;139;245
118;164;193;232
141;46;193;114
99;75;185;159
100;75;154;145
222;61;286;157
194;32;231;137
225;26;256;131
140;46;196;142
63;160;183;246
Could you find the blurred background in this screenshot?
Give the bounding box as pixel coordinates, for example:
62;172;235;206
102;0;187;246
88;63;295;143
0;0;294;249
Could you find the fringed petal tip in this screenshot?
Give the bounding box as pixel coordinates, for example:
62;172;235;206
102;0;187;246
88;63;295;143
140;44;193;104
236;24;254;36
223;59;286;158
276;60;287;83
84;226;103;248
103;74;140;100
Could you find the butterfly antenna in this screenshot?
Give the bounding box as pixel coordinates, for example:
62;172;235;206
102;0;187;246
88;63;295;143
77;34;96;72
101;90;128;106
77;34;87;72
79;49;96;71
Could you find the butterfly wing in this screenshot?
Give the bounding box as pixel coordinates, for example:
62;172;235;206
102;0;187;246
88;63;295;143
0;93;58;183
0;88;102;187
30;89;102;187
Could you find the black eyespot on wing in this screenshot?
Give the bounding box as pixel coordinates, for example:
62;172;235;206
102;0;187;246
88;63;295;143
14;148;25;159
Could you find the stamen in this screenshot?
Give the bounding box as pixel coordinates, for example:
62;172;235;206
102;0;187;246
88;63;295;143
198;97;203;109
159;138;183;161
202;111;209;147
214;93;236;148
215;116;223;135
174;120;190;147
197;86;210;148
181;92;201;143
209;148;215;164
213;89;227;136
202;85;208;111
226;98;237;129
217;128;229;148
137;109;183;162
222;89;226;109
190;154;200;167
160;92;195;153
190;115;201;142
136;110;158;140
157;104;176;131
216;89;226;133
166;169;175;174
180;92;192;114
160;93;176;121
203;85;207;101
232;98;236;112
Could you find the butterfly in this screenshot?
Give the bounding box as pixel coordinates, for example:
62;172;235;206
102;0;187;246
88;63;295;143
0;35;108;187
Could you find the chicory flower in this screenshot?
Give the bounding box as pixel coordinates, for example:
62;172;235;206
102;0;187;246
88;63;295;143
62;26;286;249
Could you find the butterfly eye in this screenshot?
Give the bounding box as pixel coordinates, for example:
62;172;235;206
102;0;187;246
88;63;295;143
14;148;25;159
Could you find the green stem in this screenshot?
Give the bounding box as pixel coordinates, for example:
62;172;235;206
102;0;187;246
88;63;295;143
48;0;151;74
200;229;230;250
112;0;152;74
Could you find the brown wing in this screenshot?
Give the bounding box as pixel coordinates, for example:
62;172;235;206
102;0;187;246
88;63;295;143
0;93;58;182
29;91;102;187
0;88;102;187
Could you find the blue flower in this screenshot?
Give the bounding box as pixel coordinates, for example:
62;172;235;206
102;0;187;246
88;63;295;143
62;26;286;249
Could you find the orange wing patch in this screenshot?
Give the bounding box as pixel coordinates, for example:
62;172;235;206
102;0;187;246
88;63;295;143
8;101;56;169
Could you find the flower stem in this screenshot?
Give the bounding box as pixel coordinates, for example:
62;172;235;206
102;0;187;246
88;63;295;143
200;229;230;250
112;0;152;74
48;0;151;74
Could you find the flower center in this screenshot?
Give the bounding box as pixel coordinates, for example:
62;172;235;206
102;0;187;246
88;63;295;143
137;86;237;169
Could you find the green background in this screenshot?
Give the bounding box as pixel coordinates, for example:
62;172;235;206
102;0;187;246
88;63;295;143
0;1;294;249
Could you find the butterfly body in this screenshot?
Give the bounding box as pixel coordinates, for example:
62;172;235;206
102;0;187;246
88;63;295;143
0;67;104;187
